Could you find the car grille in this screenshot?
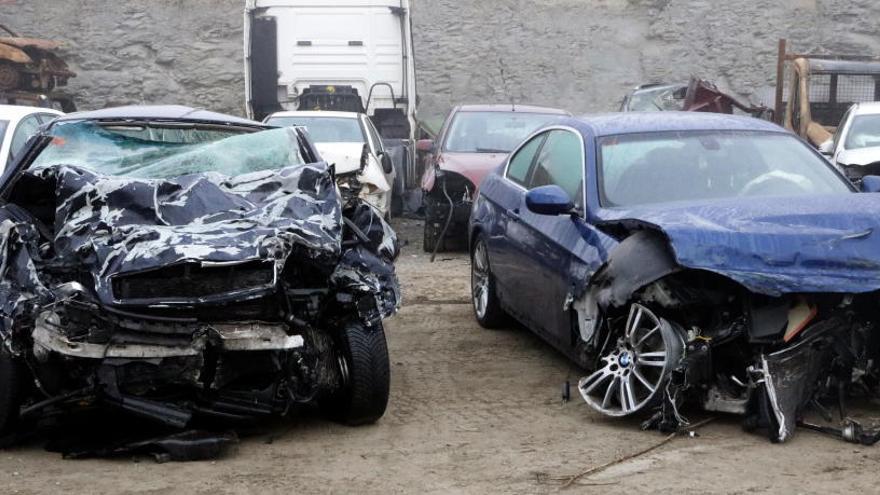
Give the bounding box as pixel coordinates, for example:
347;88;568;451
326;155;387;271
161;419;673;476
111;260;275;302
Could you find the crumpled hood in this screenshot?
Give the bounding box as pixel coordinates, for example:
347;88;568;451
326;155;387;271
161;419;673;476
314;142;366;174
44;163;344;305
836;147;880;167
437;152;507;188
598;194;880;295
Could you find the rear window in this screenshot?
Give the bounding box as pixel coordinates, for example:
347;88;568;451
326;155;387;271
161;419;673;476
266;116;364;144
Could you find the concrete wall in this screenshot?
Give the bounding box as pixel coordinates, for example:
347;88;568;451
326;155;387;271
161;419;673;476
3;0;879;123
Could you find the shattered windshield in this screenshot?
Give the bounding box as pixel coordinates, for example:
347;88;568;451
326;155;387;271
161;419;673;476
444;111;563;153
844;114;880;150
30;121;306;179
599;130;852;207
266;116;364;143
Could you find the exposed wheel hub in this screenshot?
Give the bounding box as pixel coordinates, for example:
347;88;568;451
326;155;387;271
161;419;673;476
578;303;684;417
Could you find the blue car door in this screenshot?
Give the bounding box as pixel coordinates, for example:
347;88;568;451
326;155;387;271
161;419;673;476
504;128;590;347
484;132;548;308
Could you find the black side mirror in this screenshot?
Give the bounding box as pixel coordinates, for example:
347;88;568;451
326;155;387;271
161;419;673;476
379;152;393;174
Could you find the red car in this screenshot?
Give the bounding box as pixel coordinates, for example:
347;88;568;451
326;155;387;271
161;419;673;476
419;104;569;251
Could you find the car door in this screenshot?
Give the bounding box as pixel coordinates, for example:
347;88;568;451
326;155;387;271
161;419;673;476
504;128;587;346
6;114;42;168
487;131;548;308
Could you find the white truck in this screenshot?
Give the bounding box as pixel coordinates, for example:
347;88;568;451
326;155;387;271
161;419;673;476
243;0;419;212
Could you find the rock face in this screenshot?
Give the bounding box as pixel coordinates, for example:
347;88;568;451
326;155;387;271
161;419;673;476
3;0;879;122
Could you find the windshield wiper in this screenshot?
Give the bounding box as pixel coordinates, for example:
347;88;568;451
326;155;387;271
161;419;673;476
475;147;508;153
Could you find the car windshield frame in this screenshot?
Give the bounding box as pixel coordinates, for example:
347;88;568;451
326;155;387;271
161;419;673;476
0;119;8;148
27;120;308;180
265;116;365;144
596;129;854;208
844;114;880;150
442;111;563;154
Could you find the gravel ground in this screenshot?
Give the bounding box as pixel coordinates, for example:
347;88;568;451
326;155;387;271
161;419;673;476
0;218;879;494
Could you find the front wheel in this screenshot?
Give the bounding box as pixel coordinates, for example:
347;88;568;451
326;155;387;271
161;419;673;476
323;320;390;425
471;236;507;328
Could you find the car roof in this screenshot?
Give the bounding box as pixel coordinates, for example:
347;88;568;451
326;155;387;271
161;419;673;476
266;110;360;119
456;104;570;115
55;105;265;128
571;112;785;137
851;102;880;116
0;104;63;120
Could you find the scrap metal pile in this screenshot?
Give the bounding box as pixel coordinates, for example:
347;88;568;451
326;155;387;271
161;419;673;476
0;23;75;110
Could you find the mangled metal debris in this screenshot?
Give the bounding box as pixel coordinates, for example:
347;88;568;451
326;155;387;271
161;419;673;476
0;105;399;459
620;77;770;119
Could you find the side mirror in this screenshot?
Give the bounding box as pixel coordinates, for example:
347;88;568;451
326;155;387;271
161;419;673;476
417;139;435;153
861;175;880;193
379;152;393;174
525;185;574;215
818;139;834;156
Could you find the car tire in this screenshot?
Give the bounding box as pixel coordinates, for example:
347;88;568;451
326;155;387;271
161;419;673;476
471;236;507;328
0;347;24;448
325;320;390;426
423;199;445;253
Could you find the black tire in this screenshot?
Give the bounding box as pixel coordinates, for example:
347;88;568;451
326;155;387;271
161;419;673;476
471;235;507;328
422;199;445;253
0;347;24;448
325;320;390;425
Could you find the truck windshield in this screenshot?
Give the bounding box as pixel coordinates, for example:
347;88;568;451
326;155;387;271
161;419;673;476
267;116;364;144
30;121;306;179
844;114;880;150
444;111;562;153
599;130;851;207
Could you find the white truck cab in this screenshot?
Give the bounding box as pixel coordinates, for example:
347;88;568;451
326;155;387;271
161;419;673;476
244;0;419;213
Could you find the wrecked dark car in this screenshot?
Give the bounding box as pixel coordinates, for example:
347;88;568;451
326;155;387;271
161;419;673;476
0;105;399;451
469;112;880;444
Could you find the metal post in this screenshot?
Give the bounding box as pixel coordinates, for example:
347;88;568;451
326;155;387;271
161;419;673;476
775;39;787;125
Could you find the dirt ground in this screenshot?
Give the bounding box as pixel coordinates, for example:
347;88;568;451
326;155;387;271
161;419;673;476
2;218;880;494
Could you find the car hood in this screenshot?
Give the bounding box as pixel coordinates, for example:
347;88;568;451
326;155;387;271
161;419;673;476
438;152;508;188
836;147;880;167
314;142;366;174
41;163;345;306
597;194;880;295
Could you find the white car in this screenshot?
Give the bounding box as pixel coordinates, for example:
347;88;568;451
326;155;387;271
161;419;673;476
0;105;64;170
820;101;880;180
264;110;396;216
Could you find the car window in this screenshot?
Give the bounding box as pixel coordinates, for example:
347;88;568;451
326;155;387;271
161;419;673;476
266;116;364;143
30;121;304;179
364;117;384;154
527;130;584;205
443;111;563;153
9;114;42;161
599;130;851;207
506;133;546;187
833;106;853;152
844;114;880;150
37;113;60;124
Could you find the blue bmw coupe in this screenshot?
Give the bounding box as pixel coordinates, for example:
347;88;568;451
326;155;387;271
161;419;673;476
468;112;880;443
